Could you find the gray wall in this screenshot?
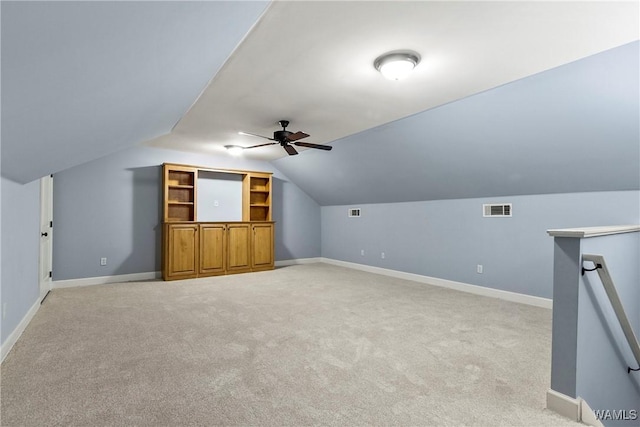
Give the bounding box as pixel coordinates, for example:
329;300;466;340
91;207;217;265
53;146;321;281
1;1;270;184
321;191;640;299
0;177;40;345
550;237;581;397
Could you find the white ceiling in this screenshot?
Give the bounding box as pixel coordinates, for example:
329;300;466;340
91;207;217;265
148;1;639;159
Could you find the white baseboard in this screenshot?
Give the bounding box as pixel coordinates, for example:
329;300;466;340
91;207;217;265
275;257;323;267
52;271;161;289
1;298;40;363
546;389;580;422
319;257;553;309
546;389;604;427
580;398;605;427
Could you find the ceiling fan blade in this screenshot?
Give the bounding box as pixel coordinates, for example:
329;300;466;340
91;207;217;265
293;141;333;151
284;144;298;155
238;131;274;141
244;142;278;149
286;131;310;142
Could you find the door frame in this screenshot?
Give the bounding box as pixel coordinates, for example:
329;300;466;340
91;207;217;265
39;175;53;301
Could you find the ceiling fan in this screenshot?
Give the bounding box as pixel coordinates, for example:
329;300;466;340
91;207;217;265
238;120;332;156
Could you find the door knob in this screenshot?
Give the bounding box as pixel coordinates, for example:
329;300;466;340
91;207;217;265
41;232;48;237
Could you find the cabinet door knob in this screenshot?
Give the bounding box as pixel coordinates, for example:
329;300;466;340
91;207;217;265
41;232;48;237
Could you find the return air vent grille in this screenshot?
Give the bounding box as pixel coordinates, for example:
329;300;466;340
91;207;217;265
348;208;361;218
483;203;512;217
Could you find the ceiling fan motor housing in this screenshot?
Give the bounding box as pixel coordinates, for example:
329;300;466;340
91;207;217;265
274;130;292;143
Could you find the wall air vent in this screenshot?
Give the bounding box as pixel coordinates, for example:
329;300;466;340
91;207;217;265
348;208;361;218
483;203;512;217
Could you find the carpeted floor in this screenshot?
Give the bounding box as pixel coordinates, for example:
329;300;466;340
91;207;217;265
1;263;578;426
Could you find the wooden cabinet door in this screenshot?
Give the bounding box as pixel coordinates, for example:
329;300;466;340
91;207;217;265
251;223;274;270
226;223;251;273
164;224;199;280
199;224;226;276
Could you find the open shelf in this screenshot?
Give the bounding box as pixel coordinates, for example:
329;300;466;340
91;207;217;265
165;166;197;222
167;170;194;186
163;164;272;222
250;177;269;191
248;175;271;221
250;192;268;205
250;206;269;221
167;204;194;222
168;187;194;203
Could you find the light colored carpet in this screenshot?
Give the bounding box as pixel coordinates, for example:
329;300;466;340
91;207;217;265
1;263;578;426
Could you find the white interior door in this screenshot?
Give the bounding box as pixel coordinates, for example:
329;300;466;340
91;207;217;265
39;175;53;301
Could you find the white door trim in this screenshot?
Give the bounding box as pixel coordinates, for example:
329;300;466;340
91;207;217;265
39;175;53;301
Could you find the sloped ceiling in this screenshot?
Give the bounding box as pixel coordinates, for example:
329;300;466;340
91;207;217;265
272;42;640;205
1;1;269;183
1;1;638;205
148;0;638;161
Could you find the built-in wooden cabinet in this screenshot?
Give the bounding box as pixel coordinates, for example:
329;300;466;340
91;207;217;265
226;223;252;273
162;163;275;281
164;223;199;280
251;222;274;271
163;222;274;280
199;223;226;276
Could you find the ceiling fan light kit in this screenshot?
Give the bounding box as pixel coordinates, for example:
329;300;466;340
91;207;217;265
224;145;244;156
238;120;333;156
374;51;421;80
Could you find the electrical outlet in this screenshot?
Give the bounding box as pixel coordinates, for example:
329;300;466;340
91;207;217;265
360;249;365;256
101;257;107;266
381;252;385;259
2;303;7;319
477;264;483;274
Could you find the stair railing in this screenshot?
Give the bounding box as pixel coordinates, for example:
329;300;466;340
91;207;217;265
582;254;640;373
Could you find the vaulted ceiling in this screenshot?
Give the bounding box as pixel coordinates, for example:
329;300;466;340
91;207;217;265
1;1;270;183
2;1;638;205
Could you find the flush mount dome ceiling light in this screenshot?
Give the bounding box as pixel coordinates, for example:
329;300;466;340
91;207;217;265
374;51;421;80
